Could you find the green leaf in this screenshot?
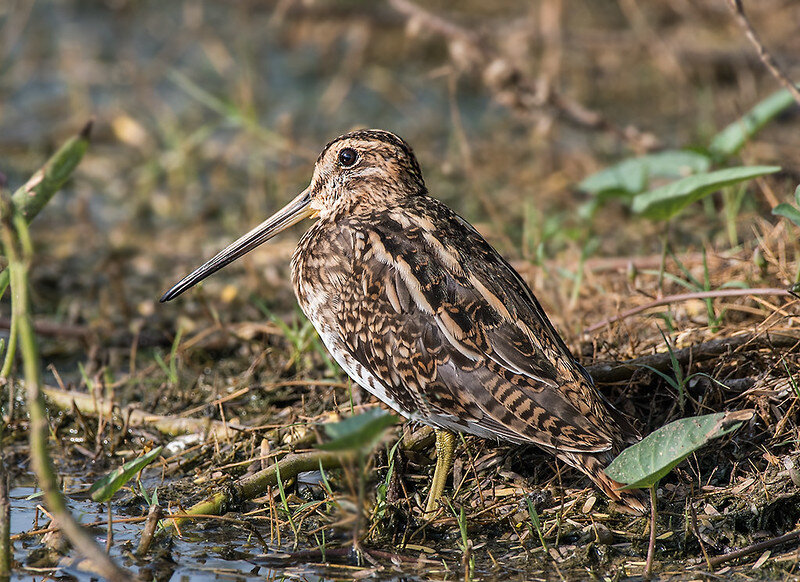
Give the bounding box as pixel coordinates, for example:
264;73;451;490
0;122;93;300
606;411;753;490
11;121;92;221
795;184;800;207
319;408;398;452
579;150;711;197
632;165;781;221
773;203;800;228
88;446;163;503
709;88;799;159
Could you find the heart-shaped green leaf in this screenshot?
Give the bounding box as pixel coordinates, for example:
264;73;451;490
605;411;753;490
89;446;163;502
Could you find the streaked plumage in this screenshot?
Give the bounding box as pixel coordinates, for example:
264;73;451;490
162;129;645;514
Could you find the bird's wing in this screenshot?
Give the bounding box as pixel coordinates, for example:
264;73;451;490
335;202;619;452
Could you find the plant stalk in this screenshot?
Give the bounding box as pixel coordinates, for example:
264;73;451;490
0;460;10;580
645;484;657;578
0;199;131;582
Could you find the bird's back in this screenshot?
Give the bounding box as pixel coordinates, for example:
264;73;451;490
292;195;635;455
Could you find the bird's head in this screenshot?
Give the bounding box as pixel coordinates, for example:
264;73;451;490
308;129;426;219
160;129;425;302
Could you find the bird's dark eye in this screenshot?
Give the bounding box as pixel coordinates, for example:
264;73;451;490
338;148;358;168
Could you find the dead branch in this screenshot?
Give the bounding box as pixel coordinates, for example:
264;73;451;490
586;331;800;383
584;287;794;333
727;0;800;107
43;386;247;440
167;449;357;528
388;0;659;151
708;528;800;567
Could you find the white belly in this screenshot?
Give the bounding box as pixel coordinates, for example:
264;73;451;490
311;321;423;421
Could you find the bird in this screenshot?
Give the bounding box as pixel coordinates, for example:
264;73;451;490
161;129;645;514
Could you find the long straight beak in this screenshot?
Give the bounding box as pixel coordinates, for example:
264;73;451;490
160;188;315;302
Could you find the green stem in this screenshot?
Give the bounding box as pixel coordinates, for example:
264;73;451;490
657;229;669;295
355;452;365;550
0;311;17;379
1;201;130;582
569;247;587;309
723;188;739;248
0;122;92;299
167;449;356;529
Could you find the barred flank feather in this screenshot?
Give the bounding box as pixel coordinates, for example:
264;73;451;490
558;450;648;515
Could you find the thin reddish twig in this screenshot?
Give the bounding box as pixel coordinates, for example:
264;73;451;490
709;529;800;567
727;0;800;107
584;288;793;333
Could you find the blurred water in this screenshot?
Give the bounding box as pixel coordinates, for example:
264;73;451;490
0;1;495;157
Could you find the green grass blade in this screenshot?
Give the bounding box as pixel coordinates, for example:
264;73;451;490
772;203;800;228
579;150;711;197
89;446;163;503
525;496;548;551
709;88;798;159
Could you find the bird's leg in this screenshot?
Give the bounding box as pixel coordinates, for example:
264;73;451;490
425;429;456;513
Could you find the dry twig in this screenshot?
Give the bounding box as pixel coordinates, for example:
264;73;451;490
168;449;357;528
586;331;800;384
584;287;793;333
708;529;800;567
43;386;247;440
727;0;800;107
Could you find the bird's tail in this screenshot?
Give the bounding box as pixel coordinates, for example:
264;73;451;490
557;450;647;515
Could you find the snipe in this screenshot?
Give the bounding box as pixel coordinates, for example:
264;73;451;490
161;129;645;514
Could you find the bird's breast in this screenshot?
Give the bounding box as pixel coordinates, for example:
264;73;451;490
290;219;421;419
291;220;361;336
